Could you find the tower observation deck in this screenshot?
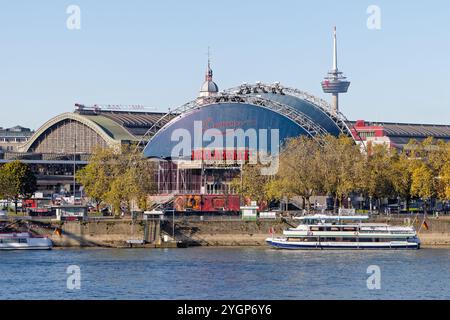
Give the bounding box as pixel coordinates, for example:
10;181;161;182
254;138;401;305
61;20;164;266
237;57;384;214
321;26;350;113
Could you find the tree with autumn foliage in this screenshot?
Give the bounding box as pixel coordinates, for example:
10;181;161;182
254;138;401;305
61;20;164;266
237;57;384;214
243;135;366;212
232;163;273;205
77;146;158;215
390;151;415;212
237;135;450;214
0;160;37;214
273;136;324;211
320;135;366;211
402;138;449;210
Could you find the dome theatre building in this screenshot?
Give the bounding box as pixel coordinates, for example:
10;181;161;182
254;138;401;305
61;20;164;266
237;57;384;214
1;28;450;210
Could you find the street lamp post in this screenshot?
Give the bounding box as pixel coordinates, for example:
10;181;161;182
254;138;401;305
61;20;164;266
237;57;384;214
73;123;77;200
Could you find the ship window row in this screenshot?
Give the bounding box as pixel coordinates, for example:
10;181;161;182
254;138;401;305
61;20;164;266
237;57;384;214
0;238;28;244
309;226;409;234
309;226;358;232
287;237;407;242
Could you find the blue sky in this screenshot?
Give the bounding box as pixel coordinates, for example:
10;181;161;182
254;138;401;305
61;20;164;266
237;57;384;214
0;0;449;129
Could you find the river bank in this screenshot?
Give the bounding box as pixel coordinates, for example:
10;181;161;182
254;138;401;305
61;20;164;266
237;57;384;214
23;216;450;248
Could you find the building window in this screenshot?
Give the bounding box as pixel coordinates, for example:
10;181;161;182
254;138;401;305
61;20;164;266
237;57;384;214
358;131;375;139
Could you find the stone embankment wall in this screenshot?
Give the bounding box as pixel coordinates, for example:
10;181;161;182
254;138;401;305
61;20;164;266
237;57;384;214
47;220;147;247
163;219;291;247
167;217;450;247
27;216;450;248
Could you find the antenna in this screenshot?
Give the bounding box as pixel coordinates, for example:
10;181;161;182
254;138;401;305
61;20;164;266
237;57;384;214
206;46;213;81
333;26;338;71
207;46;211;68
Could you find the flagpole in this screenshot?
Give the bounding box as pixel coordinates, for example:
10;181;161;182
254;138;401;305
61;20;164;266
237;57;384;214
418;206;428;234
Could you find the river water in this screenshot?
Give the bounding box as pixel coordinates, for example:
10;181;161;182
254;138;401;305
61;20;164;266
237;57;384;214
0;247;448;300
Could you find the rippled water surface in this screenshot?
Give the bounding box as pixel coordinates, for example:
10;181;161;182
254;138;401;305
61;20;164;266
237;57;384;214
0;247;448;300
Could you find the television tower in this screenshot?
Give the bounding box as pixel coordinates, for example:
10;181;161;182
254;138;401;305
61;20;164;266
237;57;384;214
321;26;350;114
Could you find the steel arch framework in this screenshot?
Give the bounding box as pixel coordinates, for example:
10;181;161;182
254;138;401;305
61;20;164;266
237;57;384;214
138;94;333;152
138;82;367;154
225;82;355;139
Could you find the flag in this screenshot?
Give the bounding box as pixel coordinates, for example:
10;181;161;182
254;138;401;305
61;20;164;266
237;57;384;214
54;228;62;237
269;227;275;235
422;220;429;230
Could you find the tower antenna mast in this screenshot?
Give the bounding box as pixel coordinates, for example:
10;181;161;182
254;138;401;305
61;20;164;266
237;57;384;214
321;26;350;113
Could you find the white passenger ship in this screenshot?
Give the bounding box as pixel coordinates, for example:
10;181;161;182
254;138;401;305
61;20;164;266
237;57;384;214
266;214;420;250
0;232;53;250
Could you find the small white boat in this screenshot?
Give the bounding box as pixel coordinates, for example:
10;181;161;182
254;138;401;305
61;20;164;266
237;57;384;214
0;232;53;250
266;214;420;250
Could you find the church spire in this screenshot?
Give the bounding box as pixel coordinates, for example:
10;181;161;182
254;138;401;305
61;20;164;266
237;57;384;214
205;47;213;81
199;47;219;98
